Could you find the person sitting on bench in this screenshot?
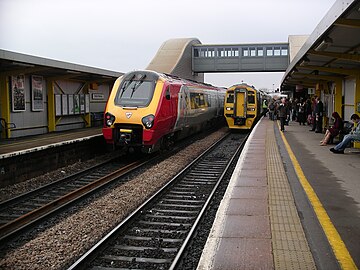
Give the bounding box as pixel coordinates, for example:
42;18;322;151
330;114;360;154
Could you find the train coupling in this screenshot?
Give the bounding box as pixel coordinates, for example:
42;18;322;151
119;129;132;144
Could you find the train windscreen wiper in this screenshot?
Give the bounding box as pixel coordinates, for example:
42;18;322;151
130;74;147;98
119;74;136;99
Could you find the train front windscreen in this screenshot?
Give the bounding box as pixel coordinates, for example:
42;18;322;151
114;73;157;108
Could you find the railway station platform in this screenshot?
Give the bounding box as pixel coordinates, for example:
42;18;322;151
197;117;360;270
0;127;104;187
0;127;102;158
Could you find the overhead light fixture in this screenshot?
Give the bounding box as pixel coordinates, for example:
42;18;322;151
12;61;35;68
66;70;81;74
315;37;333;51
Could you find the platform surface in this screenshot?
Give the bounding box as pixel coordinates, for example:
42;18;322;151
197;117;360;270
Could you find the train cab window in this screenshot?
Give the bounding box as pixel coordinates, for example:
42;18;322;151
247;92;255;104
226;93;234;103
115;79;156;107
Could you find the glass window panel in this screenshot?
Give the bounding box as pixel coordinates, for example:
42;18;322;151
234;50;239;57
194;49;199;57
274;47;281;56
250;48;256;56
242;48;249;57
281;48;288;55
257;49;264;56
266;48;273;56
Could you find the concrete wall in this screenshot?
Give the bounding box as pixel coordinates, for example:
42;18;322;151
288;35;309;62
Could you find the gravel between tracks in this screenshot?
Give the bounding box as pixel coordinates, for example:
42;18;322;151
0;129;227;270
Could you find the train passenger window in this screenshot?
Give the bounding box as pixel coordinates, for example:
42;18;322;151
165;86;171;100
266;48;273;56
257;48;264;56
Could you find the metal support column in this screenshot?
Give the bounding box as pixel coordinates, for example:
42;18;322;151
0;75;11;138
334;80;343;117
47;80;56;132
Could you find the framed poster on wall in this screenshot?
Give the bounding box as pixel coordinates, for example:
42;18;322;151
31;75;44;111
55;94;62;116
80;94;85;113
73;94;80;114
11;75;26;112
85;94;90;113
68;94;74;115
62;95;68;115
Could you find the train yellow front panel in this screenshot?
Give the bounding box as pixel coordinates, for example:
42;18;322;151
235;92;245;118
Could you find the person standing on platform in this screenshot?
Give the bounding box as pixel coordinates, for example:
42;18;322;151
330;114;360;154
262;99;268;117
278;97;289;132
297;98;306;125
268;100;275;120
315;96;324;133
310;96;317;131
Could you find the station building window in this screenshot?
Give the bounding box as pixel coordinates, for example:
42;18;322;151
257;48;264;56
266;48;273;56
281;48;288;55
194;48;199;57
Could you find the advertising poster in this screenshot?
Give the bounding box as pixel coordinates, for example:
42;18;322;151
68;94;74;114
73;94;80;114
55;94;62;116
62;95;68;115
31;75;44;111
11;75;26;112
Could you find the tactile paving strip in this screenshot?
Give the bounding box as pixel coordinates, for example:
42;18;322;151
266;122;316;270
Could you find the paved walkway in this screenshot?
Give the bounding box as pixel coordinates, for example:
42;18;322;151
197;117;360;269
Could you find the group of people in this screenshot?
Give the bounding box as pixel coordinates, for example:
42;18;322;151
266;95;360;154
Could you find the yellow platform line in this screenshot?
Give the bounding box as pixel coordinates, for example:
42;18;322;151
277;122;357;270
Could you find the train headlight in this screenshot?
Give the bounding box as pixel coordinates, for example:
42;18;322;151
142;114;155;129
104;112;115;127
226;107;233;111
247;108;256;111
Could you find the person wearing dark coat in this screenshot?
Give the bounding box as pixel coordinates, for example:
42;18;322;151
315;96;324;133
278;97;289;132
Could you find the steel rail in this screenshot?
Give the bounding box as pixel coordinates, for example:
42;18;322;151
0;158;151;243
67;132;238;270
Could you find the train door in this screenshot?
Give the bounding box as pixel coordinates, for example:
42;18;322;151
234;89;246;114
174;85;188;130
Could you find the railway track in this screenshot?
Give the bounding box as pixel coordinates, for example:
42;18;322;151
0;155;153;243
68;132;248;270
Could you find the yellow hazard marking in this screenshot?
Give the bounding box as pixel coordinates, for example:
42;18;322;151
277;122;358;270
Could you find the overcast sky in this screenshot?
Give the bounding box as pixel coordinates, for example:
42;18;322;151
0;0;336;90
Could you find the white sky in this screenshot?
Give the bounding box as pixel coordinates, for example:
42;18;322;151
0;0;336;90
